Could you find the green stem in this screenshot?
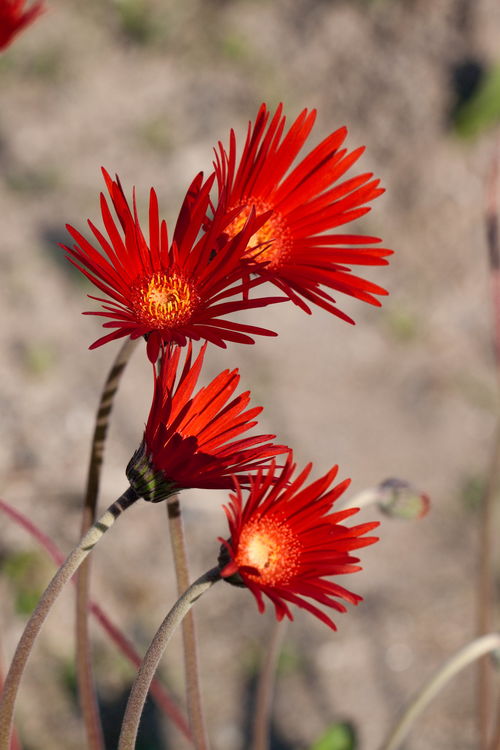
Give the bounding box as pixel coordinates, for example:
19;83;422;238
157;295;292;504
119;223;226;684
118;567;220;750
76;338;137;750
0;487;139;750
166;496;210;750
252;619;287;750
380;633;500;750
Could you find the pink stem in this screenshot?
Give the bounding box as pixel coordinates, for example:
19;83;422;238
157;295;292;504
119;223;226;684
0;498;192;743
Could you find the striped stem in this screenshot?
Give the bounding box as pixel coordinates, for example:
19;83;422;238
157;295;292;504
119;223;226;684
76;338;138;750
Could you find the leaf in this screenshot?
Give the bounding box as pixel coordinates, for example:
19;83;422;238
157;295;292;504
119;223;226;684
309;722;356;750
2;551;46;615
454;65;500;138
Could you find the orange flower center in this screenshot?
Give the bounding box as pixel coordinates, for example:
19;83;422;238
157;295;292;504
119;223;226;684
130;271;199;329
236;516;301;586
226;200;292;269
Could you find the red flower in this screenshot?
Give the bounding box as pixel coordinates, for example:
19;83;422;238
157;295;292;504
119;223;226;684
64;169;284;362
213;103;392;324
126;343;289;500
218;458;379;630
0;0;44;50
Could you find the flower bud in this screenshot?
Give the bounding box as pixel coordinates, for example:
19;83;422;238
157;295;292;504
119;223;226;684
377;478;430;520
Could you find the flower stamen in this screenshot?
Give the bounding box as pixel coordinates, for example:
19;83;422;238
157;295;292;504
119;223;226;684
130;271;199;329
226;201;293;269
236;516;301;586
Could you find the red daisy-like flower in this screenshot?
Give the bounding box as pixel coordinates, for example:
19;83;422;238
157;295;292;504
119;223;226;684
126;343;289;501
0;0;44;50
212;103;392;323
218;457;379;630
64;169;284;362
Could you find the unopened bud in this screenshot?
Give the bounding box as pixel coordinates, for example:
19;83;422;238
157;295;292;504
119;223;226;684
377;478;430;520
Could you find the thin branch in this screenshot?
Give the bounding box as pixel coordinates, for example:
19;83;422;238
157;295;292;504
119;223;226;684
478;141;500;749
76;338;138;750
252;619;287;750
0;488;138;750
166;497;210;750
118;568;220;750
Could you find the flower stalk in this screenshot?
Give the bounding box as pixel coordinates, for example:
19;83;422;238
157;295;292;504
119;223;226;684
380;633;500;750
478;148;500;750
118;566;221;750
0;487;139;750
76;337;138;750
0;496;192;741
166;497;210;750
253;619;288;750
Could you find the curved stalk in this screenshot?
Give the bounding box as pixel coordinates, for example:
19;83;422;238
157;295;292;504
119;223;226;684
0;496;192;742
380;633;500;750
118;567;221;750
0;645;21;750
76;338;138;750
340;479;429;520
0;487;139;750
340;487;380;512
167;496;210;749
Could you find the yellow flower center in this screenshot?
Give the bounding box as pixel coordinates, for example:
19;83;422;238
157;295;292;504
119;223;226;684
236;516;301;586
226;200;292;269
130;271;199;329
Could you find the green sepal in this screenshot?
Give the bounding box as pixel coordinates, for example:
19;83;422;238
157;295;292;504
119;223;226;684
126;441;178;503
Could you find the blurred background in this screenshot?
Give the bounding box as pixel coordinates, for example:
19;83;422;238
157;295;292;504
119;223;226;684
1;0;500;747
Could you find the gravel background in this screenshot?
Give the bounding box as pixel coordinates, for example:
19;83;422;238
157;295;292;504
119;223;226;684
1;1;500;748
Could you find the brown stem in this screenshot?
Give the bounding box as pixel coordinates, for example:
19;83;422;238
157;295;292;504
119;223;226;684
166;497;210;750
252;619;287;750
489;720;500;750
0;488;138;750
76;338;138;750
118;568;220;750
477;424;500;749
478;143;500;749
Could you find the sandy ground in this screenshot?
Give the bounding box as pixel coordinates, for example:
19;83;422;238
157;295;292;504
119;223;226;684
1;0;500;748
